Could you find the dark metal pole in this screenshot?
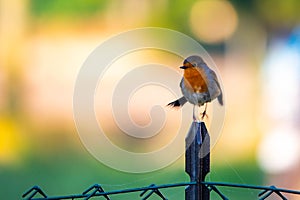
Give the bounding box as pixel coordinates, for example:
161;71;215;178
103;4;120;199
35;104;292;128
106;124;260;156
185;122;210;200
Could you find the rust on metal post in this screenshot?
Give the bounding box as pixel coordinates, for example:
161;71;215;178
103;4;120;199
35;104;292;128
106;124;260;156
185;121;210;200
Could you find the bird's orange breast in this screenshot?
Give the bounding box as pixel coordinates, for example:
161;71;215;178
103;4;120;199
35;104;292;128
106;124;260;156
183;68;208;93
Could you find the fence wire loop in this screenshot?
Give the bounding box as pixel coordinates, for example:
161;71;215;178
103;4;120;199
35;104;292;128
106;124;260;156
22;186;47;200
82;184;110;200
258;186;288;200
139;184;168;200
208;185;229;200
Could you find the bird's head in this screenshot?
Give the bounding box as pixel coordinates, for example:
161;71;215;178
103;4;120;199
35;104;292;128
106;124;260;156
180;55;205;69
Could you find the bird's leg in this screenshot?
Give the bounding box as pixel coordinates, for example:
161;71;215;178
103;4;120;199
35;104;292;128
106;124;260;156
193;105;197;121
193;105;202;122
201;103;208;120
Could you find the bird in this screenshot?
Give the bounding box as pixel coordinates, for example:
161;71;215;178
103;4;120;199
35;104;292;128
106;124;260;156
167;55;223;121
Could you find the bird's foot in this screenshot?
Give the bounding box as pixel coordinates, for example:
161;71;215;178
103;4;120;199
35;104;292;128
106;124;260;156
200;110;208;120
200;103;208;120
193;114;202;122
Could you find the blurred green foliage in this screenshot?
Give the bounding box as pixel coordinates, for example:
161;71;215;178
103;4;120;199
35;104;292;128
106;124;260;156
155;0;195;32
29;0;108;20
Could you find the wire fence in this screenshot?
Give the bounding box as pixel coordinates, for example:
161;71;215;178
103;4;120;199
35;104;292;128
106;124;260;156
22;181;300;200
22;122;300;200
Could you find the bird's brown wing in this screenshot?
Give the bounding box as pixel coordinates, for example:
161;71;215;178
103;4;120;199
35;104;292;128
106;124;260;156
210;70;223;105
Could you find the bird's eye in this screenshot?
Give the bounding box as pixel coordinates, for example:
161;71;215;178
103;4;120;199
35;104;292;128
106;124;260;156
191;62;197;67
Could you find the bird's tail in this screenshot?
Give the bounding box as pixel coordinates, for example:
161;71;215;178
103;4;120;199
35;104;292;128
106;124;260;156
167;96;187;107
217;92;223;106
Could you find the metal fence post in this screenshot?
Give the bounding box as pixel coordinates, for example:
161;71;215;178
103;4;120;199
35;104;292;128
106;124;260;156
185;121;210;200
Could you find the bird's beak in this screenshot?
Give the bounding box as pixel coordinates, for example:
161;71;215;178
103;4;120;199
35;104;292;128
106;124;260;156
180;66;188;69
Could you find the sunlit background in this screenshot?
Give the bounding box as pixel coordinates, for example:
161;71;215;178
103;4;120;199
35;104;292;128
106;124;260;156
1;0;300;199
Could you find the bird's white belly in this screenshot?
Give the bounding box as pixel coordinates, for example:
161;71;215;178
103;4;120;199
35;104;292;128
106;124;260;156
180;81;210;106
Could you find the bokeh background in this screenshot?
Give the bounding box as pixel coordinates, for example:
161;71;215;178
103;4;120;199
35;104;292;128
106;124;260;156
1;0;300;199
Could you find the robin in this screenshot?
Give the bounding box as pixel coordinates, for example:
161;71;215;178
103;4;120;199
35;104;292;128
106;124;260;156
167;55;223;120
